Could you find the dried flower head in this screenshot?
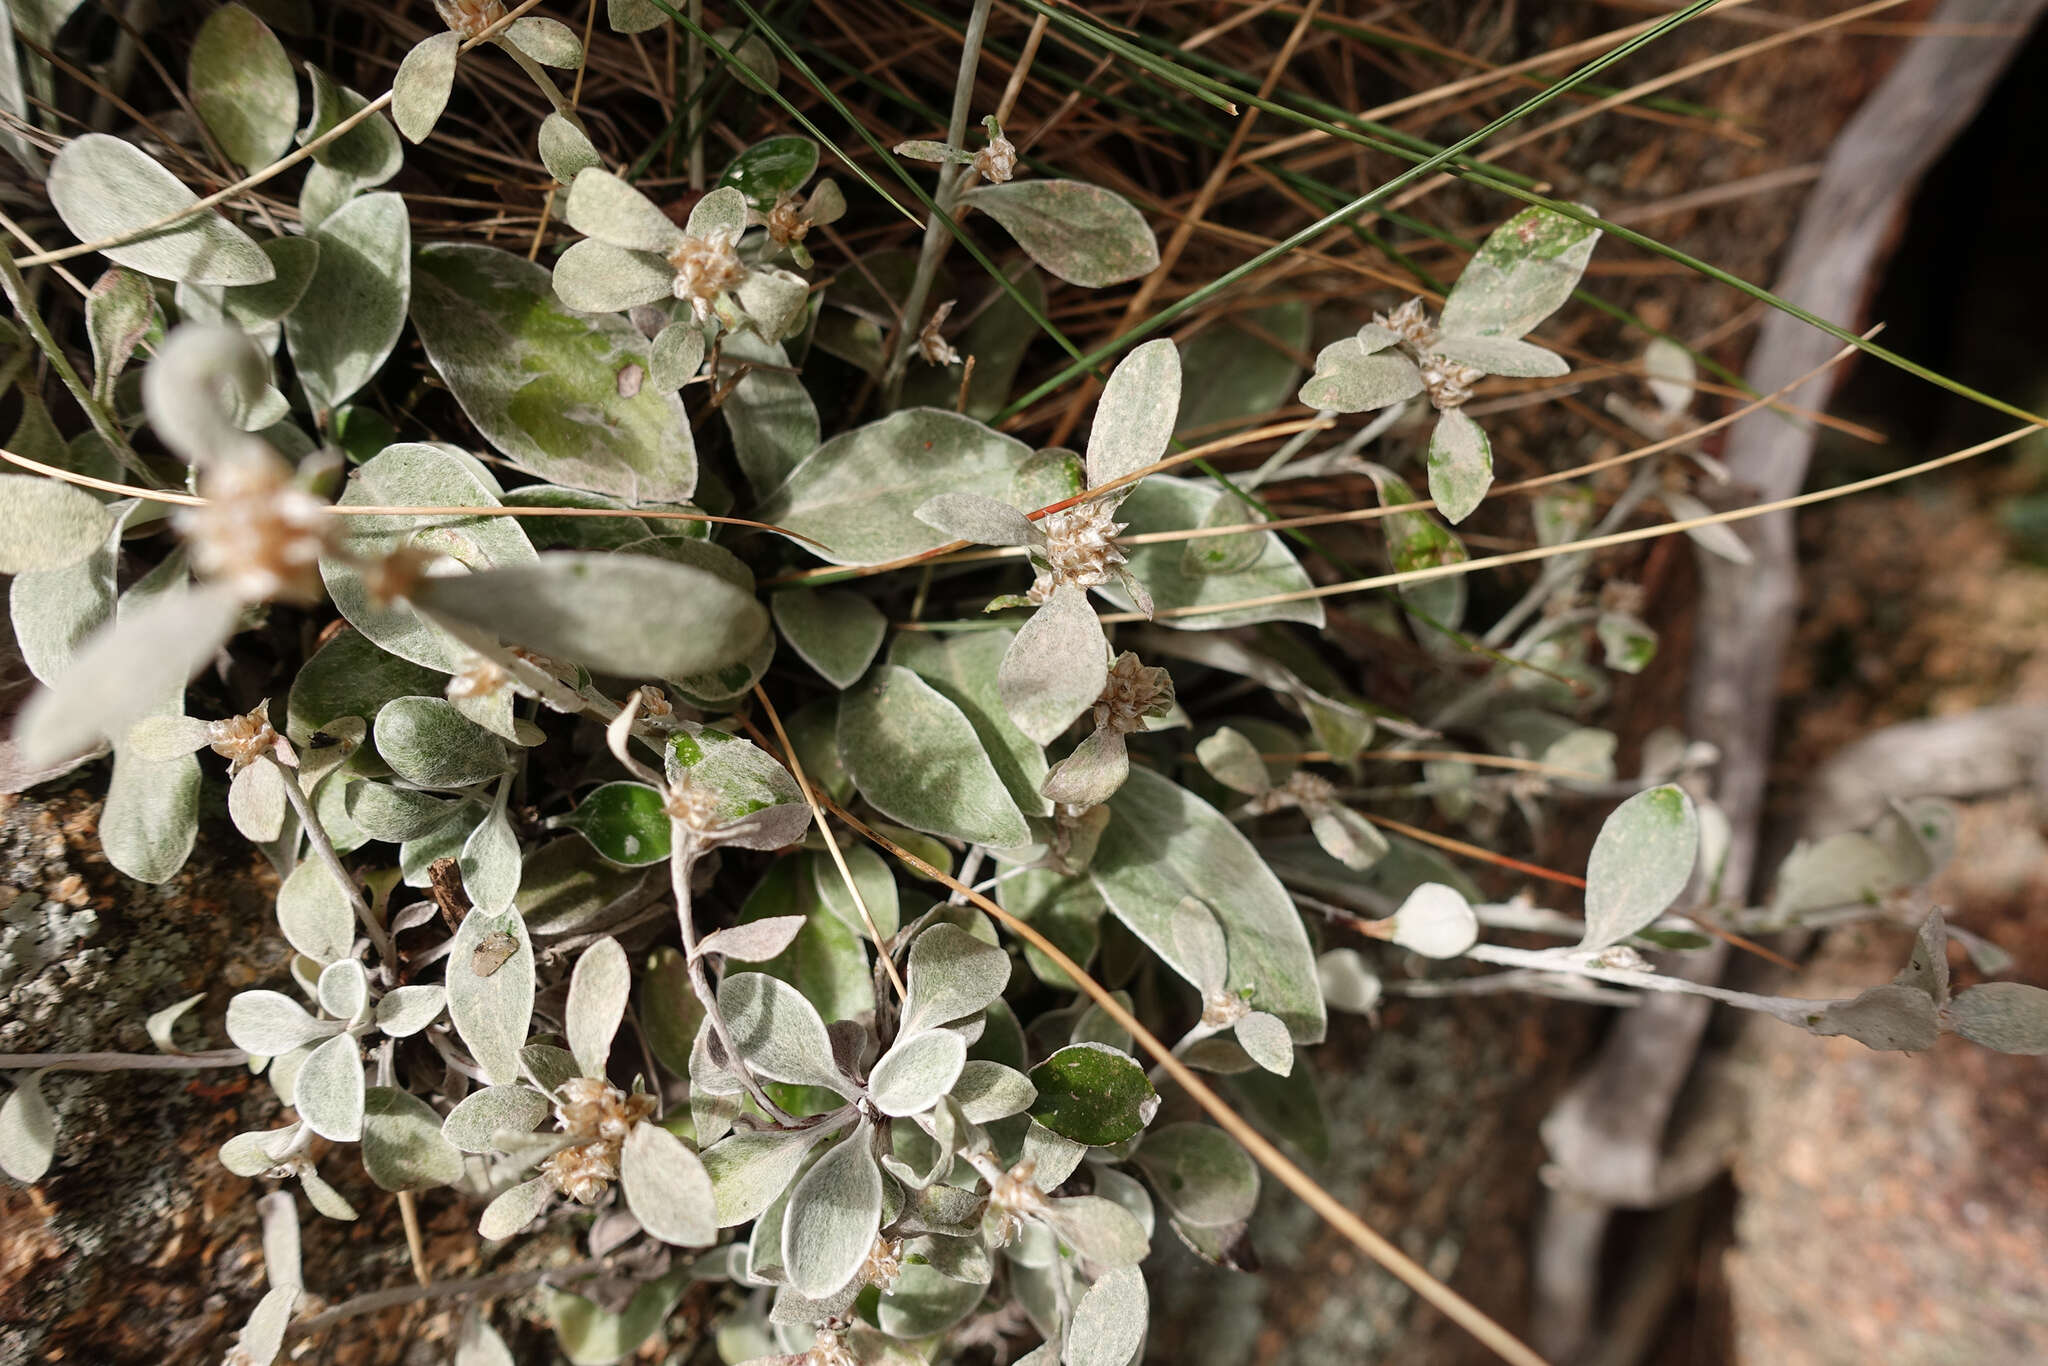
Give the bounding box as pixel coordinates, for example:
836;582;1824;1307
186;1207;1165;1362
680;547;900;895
1092;652;1173;736
434;0;505;40
859;1233;905;1292
1201;990;1251;1029
766;194;812;248
1029;499;1127;603
446;654;511;702
177;456;333;604
664;783;719;831
1376;297;1438;351
208;704;280;775
973;131;1017;185
984;1157;1048;1247
916;300;962;367
667;230;748;323
541;1077;655;1204
803;1329;859;1366
1418;353;1485;411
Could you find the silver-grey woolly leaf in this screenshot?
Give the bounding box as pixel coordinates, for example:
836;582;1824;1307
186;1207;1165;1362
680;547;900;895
1297;336;1424;413
1946;982;2048;1054
0;474;111;574
999;585;1108;746
1431;333;1570;378
1425;409;1492;525
47;135;275;285
621;1121;718;1246
759;408;1035;566
257;1188;300;1289
772;587;887;689
915;491;1045;548
460;805;521;918
391;32;459;143
413;552;769;681
455;1313;516;1366
950;1059;1036;1123
317;959;369;1023
958;180;1159;289
782;1126;883;1298
685;184;749;239
15;581;240;765
301;66;401;186
839;666;1032;849
702;1125;831;1226
566;168;686;254
539;112;602;184
1041;1194;1148;1268
374;697;509;789
274;857;356;964
0;1073;56;1182
123;714;214;762
1389;882;1478;959
1579;784;1699;950
734;266;810;342
293;1031;365;1141
566;937;630;1078
718;972;854;1095
227;990;342;1055
228;759;288;843
188;4;298;170
299;1167;358;1221
1807;983;1939;1053
551;238;675;313
285;191;410;413
1234;1010;1293;1076
1195;726;1270;796
1038;728;1129;808
1316;949;1382;1015
1169;898;1229;998
1133;1122;1259;1228
361;1086;463;1191
231;1285;298;1366
868;1029;968;1117
374;984;445;1037
441;1085;549;1153
478;1175;552;1240
903;922;1012;1033
1439;205;1600;340
1308;804;1389;872
1086;338;1180;487
1064;1264;1148;1366
649;321;704;392
446;911;536;1086
694;915;806;963
507;15;583;67
145;992;208;1054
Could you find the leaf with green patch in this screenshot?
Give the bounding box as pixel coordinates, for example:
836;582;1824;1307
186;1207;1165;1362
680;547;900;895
1027;1042;1156;1146
555;782;670;867
1439;205;1600;340
718;135;818;208
1425;409;1492;525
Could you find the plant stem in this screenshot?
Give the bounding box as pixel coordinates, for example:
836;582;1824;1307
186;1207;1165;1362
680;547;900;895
0;251;152;482
667;833;797;1126
686;0;706;188
269;754;397;969
0;1048;248;1071
285;1256;620;1342
882;0;993;402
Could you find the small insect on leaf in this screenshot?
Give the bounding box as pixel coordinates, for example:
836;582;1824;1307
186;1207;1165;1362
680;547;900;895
472;931;518;979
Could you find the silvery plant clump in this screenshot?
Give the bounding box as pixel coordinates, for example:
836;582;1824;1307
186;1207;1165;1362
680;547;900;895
3;5;2046;1366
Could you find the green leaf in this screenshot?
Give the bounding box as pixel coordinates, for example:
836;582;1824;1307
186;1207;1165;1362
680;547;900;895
374;696;509;788
738;857;875;1027
1027;1043;1156;1145
999;585;1108;745
446;910;536;1086
301;66;402;187
1086;338;1180;486
1439;205;1600;340
809;842;899;943
361;1086;463;1191
46;134;275;285
414;550;770;681
1298;335;1424;412
1947;982;2048;1054
413;243;699;503
392;32;460;143
718;134;818;208
772;587;886;689
869;1029;968;1117
1361;464;1467;635
189;4;298;169
566;937;630;1076
1597;613;1657;675
321;442;538;674
999;868;1106;989
621;1121;717;1245
782;1126;883;1297
285;626;442;745
1101;477;1325;630
957;180;1159;289
1091;767;1326;1043
1580;784;1699;950
890;627;1051;818
556;782;671;867
1425;409;1492;525
0;474;110;573
286;190;409;412
838;665;1031;849
547;1266;691;1365
760;408;1033;566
